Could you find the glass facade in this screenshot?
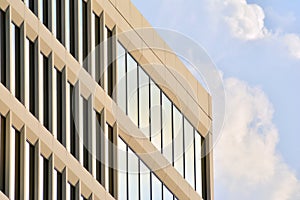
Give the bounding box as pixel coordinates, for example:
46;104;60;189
118;136;177;200
116;42;205;195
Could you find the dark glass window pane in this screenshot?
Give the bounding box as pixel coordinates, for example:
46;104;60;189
96;111;104;185
13;24;23;103
43;156;50;200
55;0;64;44
69;0;76;58
28;39;38;118
94;13;101;85
28;142;35;199
43;54;52;132
0;10;6;87
15;130;21;199
70;183;76;200
69;83;79;160
57;69;63;144
28;0;37;15
195;131;202;194
0;115;5;193
107;28;114;98
82;97;91;173
56;170;62;200
107;124;114;197
82;0;88;69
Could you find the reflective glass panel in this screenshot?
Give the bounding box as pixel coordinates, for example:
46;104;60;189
117;42;126;113
173;106;183;176
128;148;139;200
127;54;138;125
138;67;150;138
150;80;161;151
162;93;172;163
184;118;195;187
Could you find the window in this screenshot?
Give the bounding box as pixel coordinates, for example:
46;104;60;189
173;105;183;176
138;67;150;138
69;0;77;58
117;42;126;112
39;155;50;200
162;93;172;163
151;173;162;200
117;136;127;199
106;27;115;98
140;160;150;200
127;54;138;125
82;97;91;173
43;54;52;132
163;185;173;200
81;0;88;69
106;124;115;197
96;111;104;185
69;83;79;159
14;129;21;199
28;38;39;118
26;141;36;199
128;148;138;200
150;81;161;151
12;23;24;103
26;0;38;16
0;9;7;88
184;118;195;187
54;169;63;200
195;131;202;194
54;0;65;44
94;14;101;85
68;182;78;200
40;0;51;30
0;115;5;193
56;68;66;146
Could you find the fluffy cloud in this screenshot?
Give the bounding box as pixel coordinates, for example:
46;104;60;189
283;34;300;59
210;0;269;40
214;78;300;200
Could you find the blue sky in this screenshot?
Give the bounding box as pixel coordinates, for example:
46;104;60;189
131;0;300;199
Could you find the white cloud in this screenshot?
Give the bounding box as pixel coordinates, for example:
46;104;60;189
283;34;300;59
214;78;300;200
210;0;269;40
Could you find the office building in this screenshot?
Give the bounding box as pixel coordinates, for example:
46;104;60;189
0;0;213;199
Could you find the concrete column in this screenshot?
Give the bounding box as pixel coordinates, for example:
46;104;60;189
66;79;70;152
52;61;57;139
